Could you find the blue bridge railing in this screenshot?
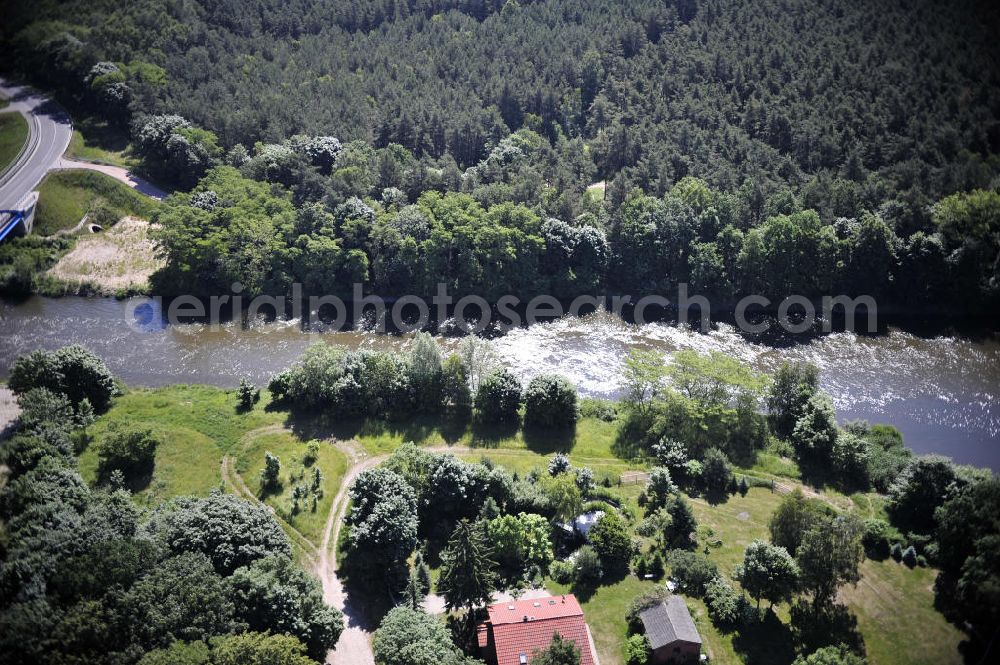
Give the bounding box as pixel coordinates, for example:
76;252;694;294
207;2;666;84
0;210;27;243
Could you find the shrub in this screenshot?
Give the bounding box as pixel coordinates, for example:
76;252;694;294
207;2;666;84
261;452;281;489
792;644;868;665
625;587;670;634
890;542;903;561
441;353;471;410
548;453;571;476
487;512;555;574
9;345;118;411
16;387;73;431
702;447;733;495
901;545;918;568
589;511;635;573
237;377;260;410
474;367;522;422
625;634;651;665
574;545;603;584
633;553;649;578
861;519;891;558
646;467;677;511
580;400;617;422
524;374;579;428
575;467;595;495
96;425;159;478
667;549;719;595
650;553;665;579
373;606;466;665
705;576;745;628
303;441;320;466
738;476;750;496
550;559;575;584
268;370;292;402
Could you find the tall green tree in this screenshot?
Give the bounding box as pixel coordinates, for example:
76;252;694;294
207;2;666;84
796;517;865;612
734;539;800;609
437;519;498;634
588;511;634;573
767;362;820;439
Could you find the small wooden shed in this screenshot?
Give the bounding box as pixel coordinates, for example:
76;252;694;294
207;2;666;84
640;596;702;664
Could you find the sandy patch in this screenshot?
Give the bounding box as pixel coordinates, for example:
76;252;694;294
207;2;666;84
0;386;20;438
47;216;164;293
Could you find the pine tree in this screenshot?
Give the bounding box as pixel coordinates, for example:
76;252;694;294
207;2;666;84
405;565;425;610
438;519;498;635
666;495;698;550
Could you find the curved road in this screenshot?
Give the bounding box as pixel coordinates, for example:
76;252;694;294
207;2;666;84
0;79;73;209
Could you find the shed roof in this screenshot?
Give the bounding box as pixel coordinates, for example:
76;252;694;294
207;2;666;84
640;596;702;649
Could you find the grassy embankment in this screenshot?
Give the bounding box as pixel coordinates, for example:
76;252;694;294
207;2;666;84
0;171;162;296
34;170;157;236
81;385;964;665
65;115;138;168
0;111;29;175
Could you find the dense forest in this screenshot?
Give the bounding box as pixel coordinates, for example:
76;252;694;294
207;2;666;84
1;0;999;311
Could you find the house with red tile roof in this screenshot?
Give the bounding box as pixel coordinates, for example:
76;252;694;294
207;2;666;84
477;594;599;665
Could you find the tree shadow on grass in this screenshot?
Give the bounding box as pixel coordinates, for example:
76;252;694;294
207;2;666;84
789;600;866;656
570;578;599;603
703;487;731;506
468;416;520;448
283;408;473;446
522;423;577;455
611;411;651;461
336;556;396;631
98;461;154;493
731;608;797;665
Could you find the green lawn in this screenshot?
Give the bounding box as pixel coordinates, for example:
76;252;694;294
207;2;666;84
79;385;285;505
841;559;963;665
476;459;959;665
549;575;661;665
0;112;28;175
235;428;348;545
65;116;137;168
34;170;159;236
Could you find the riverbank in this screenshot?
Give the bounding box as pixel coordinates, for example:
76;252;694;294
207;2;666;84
74;383;965;665
2;297;997;468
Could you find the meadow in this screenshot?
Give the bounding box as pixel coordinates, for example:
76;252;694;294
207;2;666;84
81;385;965;665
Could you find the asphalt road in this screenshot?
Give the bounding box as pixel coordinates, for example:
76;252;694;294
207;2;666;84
0;78;73;209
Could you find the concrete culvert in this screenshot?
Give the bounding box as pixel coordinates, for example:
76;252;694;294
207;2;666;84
88;224;103;233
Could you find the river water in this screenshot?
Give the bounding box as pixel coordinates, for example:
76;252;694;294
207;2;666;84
1;296;998;469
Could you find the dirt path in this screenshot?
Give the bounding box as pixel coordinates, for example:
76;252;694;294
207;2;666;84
318;443;491;664
320;440;384;665
221;454;319;563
